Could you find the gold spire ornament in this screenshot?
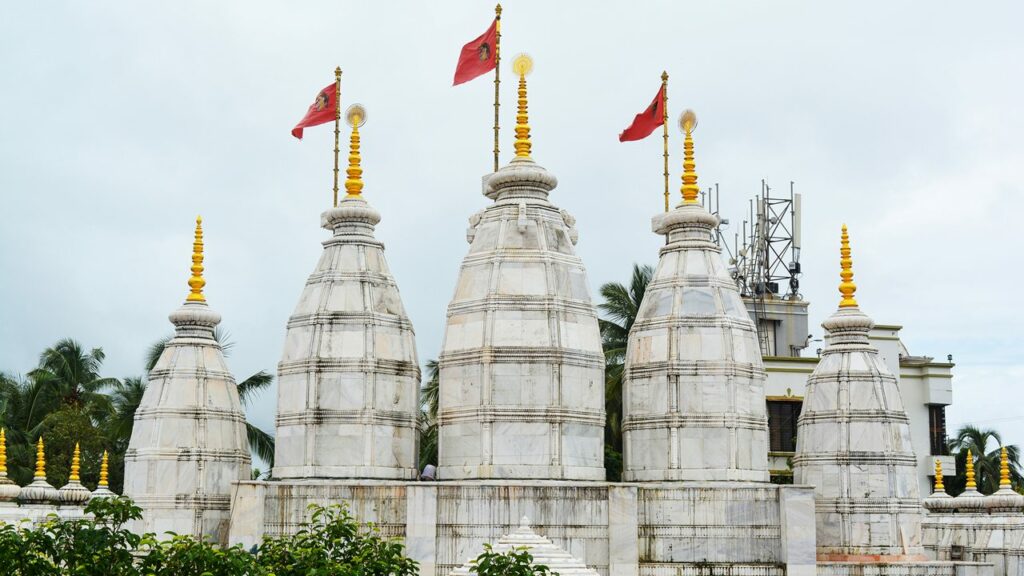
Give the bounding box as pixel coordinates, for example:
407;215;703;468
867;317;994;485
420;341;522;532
99;450;109;488
344;104;367;198
0;429;7;475
186;216;206;302
678;109;699;204
512;53;533;159
70;443;81;483
838;224;858;308
34;437;46;479
966;448;977;490
934;459;945;492
1000;446;1012;489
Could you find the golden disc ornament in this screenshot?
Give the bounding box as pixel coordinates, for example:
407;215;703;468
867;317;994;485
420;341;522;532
512;53;533;76
345;104;367;128
679;109;697;133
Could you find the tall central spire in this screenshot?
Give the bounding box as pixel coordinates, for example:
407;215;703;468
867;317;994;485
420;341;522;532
344;104;366;198
839;224;858;307
186;216;205;302
512;53;533;158
679;109;699;204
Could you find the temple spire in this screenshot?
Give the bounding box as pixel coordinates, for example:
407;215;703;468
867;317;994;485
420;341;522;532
0;429;7;475
186;216;206;302
344;104;366;198
679;109;699;204
34;437;46;480
512;54;533;159
934;459;945;492
838;224;858;308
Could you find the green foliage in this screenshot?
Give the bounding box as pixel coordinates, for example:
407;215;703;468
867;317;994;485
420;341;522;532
418;360;440;469
470;544;553;576
597;263;653;481
0;498;419;576
256;503;419;576
40;406;105;489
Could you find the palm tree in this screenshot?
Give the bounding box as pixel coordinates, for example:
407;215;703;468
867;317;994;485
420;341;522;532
946;425;1022;495
597;263;653;481
107;376;147;452
418;360;440;469
28;339;116;423
145;331;276;466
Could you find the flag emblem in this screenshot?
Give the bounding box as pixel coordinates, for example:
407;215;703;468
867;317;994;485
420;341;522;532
313;90;330;112
478;43;492;62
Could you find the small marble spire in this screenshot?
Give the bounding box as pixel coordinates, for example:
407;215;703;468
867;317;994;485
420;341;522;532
512;54;533;158
90;450;115;500
679;109;699;204
0;429;19;503
839;224;858;308
987;445;1024;510
923;458;953;511
186;216;206;302
58;442;91;506
19;436;58;504
935;459;946;492
1000;446;1012;489
965;449;977;490
344;104;366;198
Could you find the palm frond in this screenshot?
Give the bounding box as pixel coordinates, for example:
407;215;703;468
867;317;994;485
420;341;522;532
246;422;275;466
237;371;274;407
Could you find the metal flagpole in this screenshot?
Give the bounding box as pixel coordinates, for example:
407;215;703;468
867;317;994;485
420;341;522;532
662;71;669;212
493;4;502;172
333;67;342;207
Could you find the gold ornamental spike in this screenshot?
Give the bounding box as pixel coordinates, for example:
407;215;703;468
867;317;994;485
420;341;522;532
70;442;81;482
0;429;7;475
34;437;46;480
678;109;699;204
512;54;533;159
966;448;977;489
838;224;858;308
99;450;109;488
344;104;366;198
186;216;206;302
1000;446;1012;489
934;459;945;492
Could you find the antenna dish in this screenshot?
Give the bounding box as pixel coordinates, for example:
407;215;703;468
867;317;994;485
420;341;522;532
345;104;367;128
512;53;533;76
678;109;697;133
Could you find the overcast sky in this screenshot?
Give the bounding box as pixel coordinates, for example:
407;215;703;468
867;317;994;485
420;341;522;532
2;1;1022;464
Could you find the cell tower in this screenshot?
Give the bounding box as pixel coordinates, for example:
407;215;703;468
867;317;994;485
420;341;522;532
715;182;803;357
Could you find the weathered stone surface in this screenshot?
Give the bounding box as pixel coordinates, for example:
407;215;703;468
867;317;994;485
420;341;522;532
437;156;604;481
449;518;601;576
793;306;924;560
124;300;250;544
622;204;769;482
273;197;420;480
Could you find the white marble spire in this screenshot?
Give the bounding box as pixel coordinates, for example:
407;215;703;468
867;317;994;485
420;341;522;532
622;111;769;482
124;217;251;544
448;517;601;576
273;109;420;479
792;225;925;561
437;59;605;480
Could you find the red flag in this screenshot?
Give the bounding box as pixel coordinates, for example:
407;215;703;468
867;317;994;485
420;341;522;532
291;82;338;139
453;18;498;86
619;85;665;142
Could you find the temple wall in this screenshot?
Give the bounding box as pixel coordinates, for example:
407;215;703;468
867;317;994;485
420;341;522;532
923;513;1024;576
228;480;817;576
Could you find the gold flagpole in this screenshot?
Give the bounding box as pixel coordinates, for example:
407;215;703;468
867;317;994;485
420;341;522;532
662;71;669;212
493;4;502;172
333;67;342;207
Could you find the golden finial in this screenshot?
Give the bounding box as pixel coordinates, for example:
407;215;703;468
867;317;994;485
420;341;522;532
99;450;109;488
934;459;945;492
966;448;977;490
34;437;46;479
344;104;366;198
1000;446;1012;489
70;442;81;482
0;429;7;475
512;53;533;159
838;224;858;308
186;216;206;302
678;109;699;204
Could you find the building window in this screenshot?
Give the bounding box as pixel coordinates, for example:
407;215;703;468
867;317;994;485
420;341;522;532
767;400;802;452
757;319;778;356
929;404;949;455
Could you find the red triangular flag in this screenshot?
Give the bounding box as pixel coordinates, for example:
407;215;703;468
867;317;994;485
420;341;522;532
453;18;498;86
291;82;338;139
619;85;665;142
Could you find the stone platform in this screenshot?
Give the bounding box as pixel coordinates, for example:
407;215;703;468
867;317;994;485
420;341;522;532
228;479;817;576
